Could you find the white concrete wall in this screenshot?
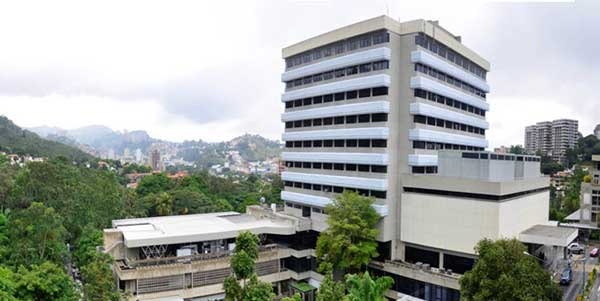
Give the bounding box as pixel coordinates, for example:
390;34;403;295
400;193;500;254
400;191;549;255
497;191;549;239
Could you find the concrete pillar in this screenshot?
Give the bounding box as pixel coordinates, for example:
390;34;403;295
395;240;405;262
439;252;444;269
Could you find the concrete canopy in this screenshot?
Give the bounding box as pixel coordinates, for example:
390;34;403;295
519;224;578;247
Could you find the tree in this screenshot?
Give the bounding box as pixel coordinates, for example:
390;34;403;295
73;225;103;268
316;264;346;301
282;293;302;301
223;231;273;301
460;238;561;301
6;202;68;266
81;253;120;301
145;192;173;216
508;145;525;155
0;266;17;301
235;231;260;260
242;274;275;301
15;261;77;301
0;213;8;261
136;173;172;197
316;191;380;272
345;271;393;301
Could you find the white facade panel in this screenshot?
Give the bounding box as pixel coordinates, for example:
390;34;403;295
281;191;388;216
409;128;489;148
282;101;389;121
282;152;388;165
281;171;387;191
401;192;499;255
411;50;490;92
282;47;391;82
407;154;438;166
283;127;389;141
410;76;489;111
409;102;489;129
282;74;391;102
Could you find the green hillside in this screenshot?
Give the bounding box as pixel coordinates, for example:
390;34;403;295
0;116;94;162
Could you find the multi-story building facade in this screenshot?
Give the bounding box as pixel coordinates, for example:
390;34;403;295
580;155;600;225
103;16;576;301
524;119;579;164
281;15;490;254
279;16;571;300
104;207;321;301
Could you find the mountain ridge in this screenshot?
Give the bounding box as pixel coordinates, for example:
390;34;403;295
0;116;95;162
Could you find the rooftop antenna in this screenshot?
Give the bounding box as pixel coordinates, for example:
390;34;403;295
386;2;389;16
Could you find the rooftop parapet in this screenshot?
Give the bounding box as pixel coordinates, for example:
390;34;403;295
437;150;542;182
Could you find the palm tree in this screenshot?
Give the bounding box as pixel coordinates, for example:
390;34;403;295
345;271;393;301
154;192;173;216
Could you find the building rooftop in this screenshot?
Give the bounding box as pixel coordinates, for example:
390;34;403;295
111;211;296;248
282;15;489;70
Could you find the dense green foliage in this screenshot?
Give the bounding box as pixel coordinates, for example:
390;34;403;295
0;116;93;162
316;191;380;272
566;135;600;168
223;231;274;301
14;262;77;301
0;148;280;300
345;271;393;301
549;166;587;221
460;239;561;301
5;202;68;267
508;145;525;154
316;267;346;301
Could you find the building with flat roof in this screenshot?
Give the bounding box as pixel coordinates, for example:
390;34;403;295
524;119;579;165
103;16;576;301
279;15;573;300
104;207;322;301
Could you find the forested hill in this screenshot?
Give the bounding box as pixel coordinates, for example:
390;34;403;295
0;116;94;162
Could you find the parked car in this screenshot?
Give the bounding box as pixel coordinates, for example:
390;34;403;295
590;247;599;257
568;243;584;254
560;268;573;285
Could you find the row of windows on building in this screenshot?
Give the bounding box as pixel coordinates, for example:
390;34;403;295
415;63;486;98
285;201;325;214
414;89;486;117
286;30;390;69
285;138;387;149
412;140;485;152
284;180;387;198
285;113;388;129
593;194;600;206
413;114;486;136
412;166;438;174
285;86;389;109
284;161;387;173
415;32;487;80
461;152;541;162
285;60;389;89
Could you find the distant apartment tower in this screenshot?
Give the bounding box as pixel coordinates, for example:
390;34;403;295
524;119;578;164
150;149;161;171
595;124;600;139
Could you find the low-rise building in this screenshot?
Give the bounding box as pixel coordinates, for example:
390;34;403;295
104;208;321;301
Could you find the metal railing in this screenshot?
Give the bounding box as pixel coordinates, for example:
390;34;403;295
377;260;461;280
121;244;279;269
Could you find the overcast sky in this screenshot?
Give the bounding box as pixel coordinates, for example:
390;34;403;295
0;0;596;146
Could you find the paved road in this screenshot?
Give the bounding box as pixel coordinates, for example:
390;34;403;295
562;249;599;301
588;274;600;301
